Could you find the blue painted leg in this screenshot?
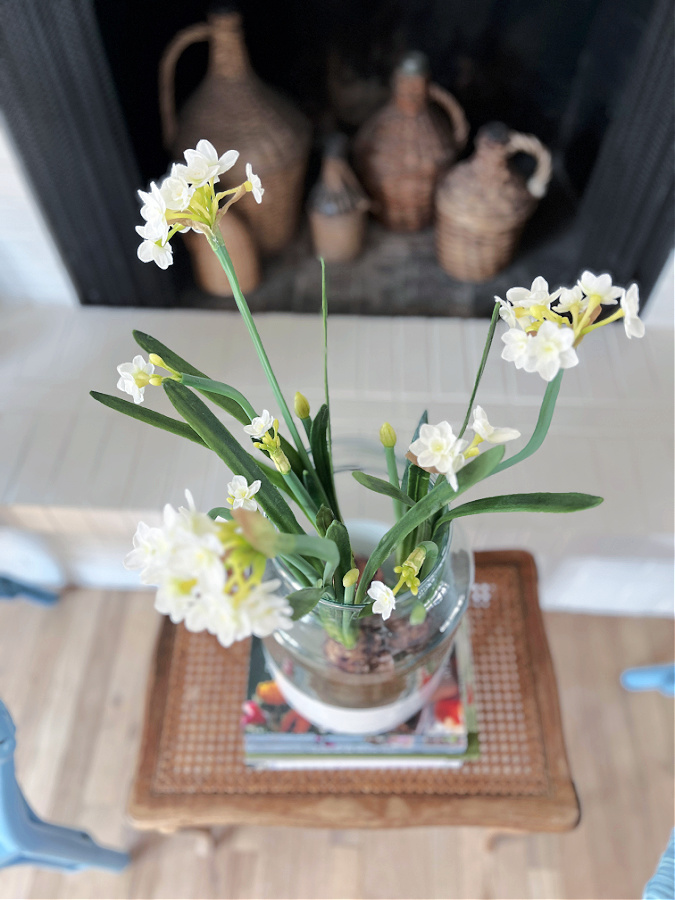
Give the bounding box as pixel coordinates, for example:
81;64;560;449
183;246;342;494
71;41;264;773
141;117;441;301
0;700;128;872
0;576;59;606
620;664;675;697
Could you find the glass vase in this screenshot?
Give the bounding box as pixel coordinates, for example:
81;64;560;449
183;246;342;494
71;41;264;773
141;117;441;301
263;519;473;734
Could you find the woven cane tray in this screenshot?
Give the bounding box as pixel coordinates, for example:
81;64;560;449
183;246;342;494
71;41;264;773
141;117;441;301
129;551;580;831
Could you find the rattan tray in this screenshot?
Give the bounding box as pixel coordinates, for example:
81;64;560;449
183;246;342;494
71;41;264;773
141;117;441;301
128;551;580;831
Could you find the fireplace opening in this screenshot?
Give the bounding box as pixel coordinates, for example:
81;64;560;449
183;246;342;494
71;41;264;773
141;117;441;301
1;0;672;312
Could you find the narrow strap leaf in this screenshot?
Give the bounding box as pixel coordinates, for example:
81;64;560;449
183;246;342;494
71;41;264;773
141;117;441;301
90;391;207;446
133;330;250;424
179;374;257;419
433;491;604;533
310;404;341;517
316;505;335;537
494;371;563;474
401;410;428;493
287;587;324;621
354;445;505;605
351;471;415;507
418;540;439;579
164;380;304;535
458;301;500;438
326;520;354;601
133;330;305;477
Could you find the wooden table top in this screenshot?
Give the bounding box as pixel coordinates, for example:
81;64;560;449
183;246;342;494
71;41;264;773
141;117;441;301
128;550;580;831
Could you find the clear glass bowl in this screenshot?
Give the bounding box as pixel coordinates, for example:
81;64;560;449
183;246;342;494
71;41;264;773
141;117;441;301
263;519;473;734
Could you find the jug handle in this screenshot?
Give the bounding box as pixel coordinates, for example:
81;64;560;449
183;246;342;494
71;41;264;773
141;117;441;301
505;132;552;198
159;23;211;150
427;83;469;153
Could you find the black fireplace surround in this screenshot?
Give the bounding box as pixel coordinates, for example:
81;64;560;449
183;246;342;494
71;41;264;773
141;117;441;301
0;0;672;313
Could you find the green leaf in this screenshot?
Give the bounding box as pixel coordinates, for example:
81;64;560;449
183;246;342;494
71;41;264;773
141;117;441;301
316;505;335;537
310;404;340;516
291;534;341;583
326;520;353;601
133;330;304;476
302;469;325;510
287;587;323;621
354;446;505;605
458;301;501;438
418;540;439;579
351;471;415;507
207;507;233;520
133;330;249;424
401;410;427;493
89;391;208;446
164;380;303;535
179;374;257;419
433;491;604;532
494;371;564;474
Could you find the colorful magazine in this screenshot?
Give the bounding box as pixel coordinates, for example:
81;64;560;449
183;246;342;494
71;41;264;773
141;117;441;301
242;618;479;768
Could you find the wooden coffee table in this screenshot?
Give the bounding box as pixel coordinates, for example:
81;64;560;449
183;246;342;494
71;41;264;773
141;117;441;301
128;550;580;832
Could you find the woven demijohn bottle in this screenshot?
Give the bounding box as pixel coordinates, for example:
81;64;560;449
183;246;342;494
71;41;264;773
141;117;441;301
160;9;311;256
307;134;369;263
435;122;552;282
353;52;469;232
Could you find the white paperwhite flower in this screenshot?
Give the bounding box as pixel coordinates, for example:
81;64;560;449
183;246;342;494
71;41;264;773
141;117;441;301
409;422;468;491
496;296;519;328
241;580;293;638
117;354;155;404
227;475;262;511
207;580;292;647
367;581;397;621
525;321;579;381
136;236;173;270
179;140;239;187
506;276;554;307
160;165;195;211
578;271;622;306
135;219;168;243
470;406;521;444
243;410;275;439
552;284;584;313
501;328;532;370
245;163;264;203
124;520;172;584
138;182;167;233
620;284;645;339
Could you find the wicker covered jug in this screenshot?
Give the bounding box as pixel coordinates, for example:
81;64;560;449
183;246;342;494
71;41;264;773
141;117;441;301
160;9;311;256
307;134;369;263
353;52;469;232
435;122;552;282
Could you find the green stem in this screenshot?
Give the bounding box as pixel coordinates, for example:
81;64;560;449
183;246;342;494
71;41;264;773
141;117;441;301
384;445;404;523
458;301;501;439
278;554;317;586
208;231;314;475
284;470;319;524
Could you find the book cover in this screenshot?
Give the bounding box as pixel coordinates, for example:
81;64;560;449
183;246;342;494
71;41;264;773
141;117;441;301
242;619;479;765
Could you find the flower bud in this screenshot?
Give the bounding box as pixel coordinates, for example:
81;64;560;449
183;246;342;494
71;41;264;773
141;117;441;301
342;568;360;588
379;422;397;448
148;353;166;368
294;392;310;420
270;449;292;475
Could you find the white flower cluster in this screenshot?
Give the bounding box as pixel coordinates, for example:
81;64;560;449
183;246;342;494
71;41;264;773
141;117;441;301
408;407;519;491
136;140;263;269
498;272;644;382
125;490;291;647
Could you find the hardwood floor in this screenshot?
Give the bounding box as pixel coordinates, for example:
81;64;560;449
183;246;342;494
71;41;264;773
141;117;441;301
0;590;672;900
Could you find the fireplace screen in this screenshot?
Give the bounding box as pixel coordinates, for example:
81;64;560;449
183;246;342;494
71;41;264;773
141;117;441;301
0;0;672;313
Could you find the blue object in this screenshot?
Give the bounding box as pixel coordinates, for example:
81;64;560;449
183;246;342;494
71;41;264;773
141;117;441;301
0;700;129;872
643;829;675;900
620;664;675;697
0;576;59;606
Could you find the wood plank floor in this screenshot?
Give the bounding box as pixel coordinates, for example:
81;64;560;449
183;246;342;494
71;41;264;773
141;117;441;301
0;590;672;900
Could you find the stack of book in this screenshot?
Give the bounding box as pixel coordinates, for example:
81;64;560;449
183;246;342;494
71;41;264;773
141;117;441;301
242;619;479;770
